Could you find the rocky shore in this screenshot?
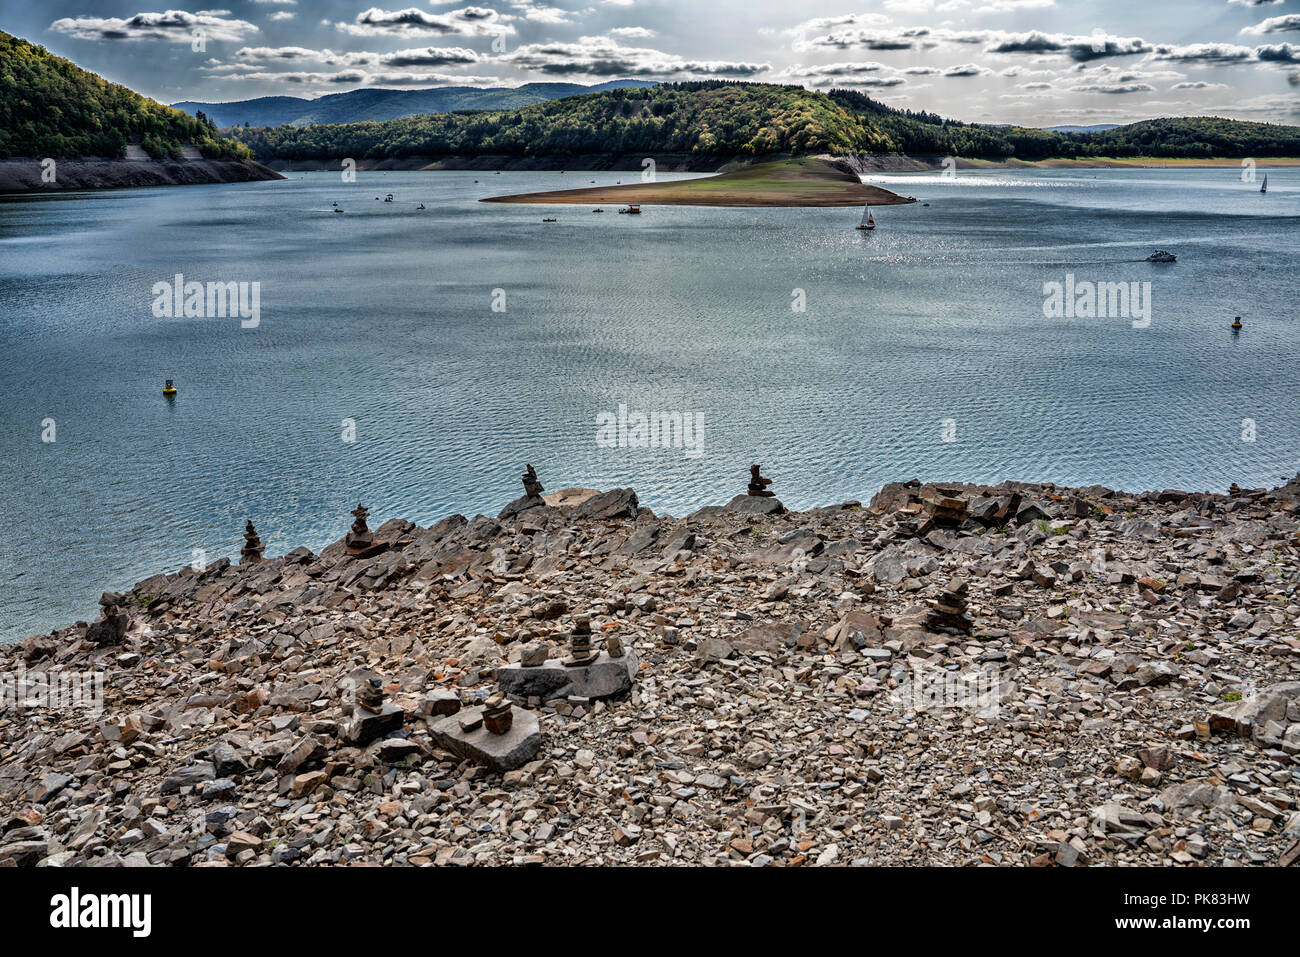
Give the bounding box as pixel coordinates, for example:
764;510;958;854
0;157;284;193
2;474;1298;867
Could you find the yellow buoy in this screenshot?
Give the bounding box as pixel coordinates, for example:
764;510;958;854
1231;316;1243;330
163;379;177;397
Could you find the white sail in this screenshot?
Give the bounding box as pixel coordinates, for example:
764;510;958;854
860;203;871;225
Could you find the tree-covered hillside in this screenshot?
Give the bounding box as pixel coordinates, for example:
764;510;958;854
230;80;1300;164
829;90;1300;160
0;30;251;160
1073;116;1300;159
174;80;659;128
231;81;895;160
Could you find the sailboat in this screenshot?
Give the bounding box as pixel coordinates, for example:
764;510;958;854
855;202;876;230
1260;174;1268;194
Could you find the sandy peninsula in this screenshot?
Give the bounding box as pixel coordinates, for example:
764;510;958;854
481;157;915;207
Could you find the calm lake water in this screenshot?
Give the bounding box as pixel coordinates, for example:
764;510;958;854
1;166;1297;641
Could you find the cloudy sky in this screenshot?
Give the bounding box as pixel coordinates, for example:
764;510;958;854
7;0;1299;124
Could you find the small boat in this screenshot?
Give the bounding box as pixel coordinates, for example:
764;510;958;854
163;379;177;397
618;204;641;214
1260;175;1267;194
592;208;604;213
855;202;876;230
416;204;425;210
1145;249;1176;262
384;193;394;203
333;208;344;213
542;217;557;222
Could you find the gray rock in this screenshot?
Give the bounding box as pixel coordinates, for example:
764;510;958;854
377;738;423;762
519;644;550;667
341;703;404;746
726;494;785;515
731;622;802;654
210;742;249;778
430;705;541;772
418;689;462;717
201;778;238;799
496;650;638;701
696;637;734;663
574;488;639;521
33;773;73;803
498;494;548;520
830;609;883;652
160;763;215;795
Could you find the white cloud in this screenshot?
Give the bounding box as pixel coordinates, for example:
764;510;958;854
1241;14;1300;36
1150;42;1257;63
502;36;769;77
608;26;656;39
50;9;259;43
231;44;481;67
218;69;503;86
336;6;515;38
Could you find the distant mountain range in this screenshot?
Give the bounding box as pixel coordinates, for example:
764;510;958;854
173;80;660;128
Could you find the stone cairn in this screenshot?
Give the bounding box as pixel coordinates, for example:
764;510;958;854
345;503;374;555
342;674;404;745
86;592;131;645
356;676;385;713
482;691;513;734
240;520;263;565
925;578;973;634
563;614;598;667
522;464;544;498
748;464;775;497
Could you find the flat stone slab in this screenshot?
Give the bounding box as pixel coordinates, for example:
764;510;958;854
341;703;404;746
430;705;541;772
543;487;600;508
496;650;638;701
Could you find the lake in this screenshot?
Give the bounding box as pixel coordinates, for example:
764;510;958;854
0;166;1296;642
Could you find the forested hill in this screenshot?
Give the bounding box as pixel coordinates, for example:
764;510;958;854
230;81;1300;164
0;30;251;160
828;90;1300;160
231;82;895;160
174;80;659;128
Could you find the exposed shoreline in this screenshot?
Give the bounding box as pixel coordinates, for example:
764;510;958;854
1;472;1297;866
482;157;915;207
0;157;285;194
